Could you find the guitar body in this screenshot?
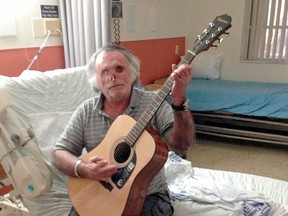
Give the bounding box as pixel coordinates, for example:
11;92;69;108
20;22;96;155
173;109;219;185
68;115;168;216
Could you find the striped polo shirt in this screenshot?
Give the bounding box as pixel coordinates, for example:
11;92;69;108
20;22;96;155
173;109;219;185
54;87;174;195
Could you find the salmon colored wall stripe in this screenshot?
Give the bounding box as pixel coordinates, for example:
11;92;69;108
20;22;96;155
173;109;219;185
0;46;65;77
121;37;185;84
0;37;185;84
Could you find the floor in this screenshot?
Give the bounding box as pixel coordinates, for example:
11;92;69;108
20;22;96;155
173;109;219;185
186;134;288;181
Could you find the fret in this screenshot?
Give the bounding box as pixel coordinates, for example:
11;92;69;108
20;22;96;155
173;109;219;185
150;100;159;108
161;85;171;93
179;51;196;66
127;67;177;147
125;135;133;146
126;60;185;147
156;91;166;100
138;118;147;127
127;77;174;147
126;132;138;146
132;125;142;135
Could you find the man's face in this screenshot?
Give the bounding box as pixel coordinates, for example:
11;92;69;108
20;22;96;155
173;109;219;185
95;51;133;102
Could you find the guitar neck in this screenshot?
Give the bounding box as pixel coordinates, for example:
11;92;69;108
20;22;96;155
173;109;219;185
126;78;172;147
126;51;197;147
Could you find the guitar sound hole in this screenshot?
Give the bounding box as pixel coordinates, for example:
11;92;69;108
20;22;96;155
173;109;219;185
114;142;131;163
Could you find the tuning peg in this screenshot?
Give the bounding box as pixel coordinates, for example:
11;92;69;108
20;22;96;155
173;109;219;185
224;32;230;36
203;28;209;34
211;44;218;48
218;38;224;43
194;35;201;43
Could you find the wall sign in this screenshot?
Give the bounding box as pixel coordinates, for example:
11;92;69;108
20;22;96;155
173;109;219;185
41;5;59;18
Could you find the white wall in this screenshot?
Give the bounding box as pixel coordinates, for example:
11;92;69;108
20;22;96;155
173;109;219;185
115;0;186;41
185;0;288;83
0;0;186;50
0;0;62;50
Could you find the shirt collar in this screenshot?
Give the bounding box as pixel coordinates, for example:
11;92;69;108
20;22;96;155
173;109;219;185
95;87;142;115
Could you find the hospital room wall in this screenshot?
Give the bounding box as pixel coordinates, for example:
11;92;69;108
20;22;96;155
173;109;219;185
1;0;287;83
185;0;288;83
0;0;64;76
0;0;186;84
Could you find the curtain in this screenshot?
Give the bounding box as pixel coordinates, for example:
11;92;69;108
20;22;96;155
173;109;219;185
59;0;111;68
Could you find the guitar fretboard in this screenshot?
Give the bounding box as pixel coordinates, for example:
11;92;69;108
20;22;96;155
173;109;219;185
125;52;197;147
125;77;173;147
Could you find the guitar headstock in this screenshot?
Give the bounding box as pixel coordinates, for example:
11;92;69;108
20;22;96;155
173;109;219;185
188;14;232;61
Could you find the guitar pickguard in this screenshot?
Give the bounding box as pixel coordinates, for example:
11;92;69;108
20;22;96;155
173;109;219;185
111;153;136;189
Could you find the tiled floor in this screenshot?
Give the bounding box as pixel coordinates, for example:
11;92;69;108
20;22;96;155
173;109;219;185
186;135;288;181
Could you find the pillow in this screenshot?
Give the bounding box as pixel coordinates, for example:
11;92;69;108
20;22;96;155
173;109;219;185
182;51;223;79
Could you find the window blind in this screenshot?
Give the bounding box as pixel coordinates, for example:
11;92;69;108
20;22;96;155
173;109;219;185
245;0;288;62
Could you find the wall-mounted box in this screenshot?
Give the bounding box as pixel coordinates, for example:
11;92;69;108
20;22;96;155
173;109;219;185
32;18;46;38
31;18;61;37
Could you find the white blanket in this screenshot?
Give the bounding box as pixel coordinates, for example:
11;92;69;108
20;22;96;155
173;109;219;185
166;152;288;216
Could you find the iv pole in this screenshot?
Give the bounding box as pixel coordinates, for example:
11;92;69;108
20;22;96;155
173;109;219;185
26;30;51;70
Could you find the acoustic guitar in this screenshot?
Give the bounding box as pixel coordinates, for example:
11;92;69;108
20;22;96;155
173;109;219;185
68;14;232;216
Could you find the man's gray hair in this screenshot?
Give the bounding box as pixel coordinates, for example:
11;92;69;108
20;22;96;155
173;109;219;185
86;44;141;93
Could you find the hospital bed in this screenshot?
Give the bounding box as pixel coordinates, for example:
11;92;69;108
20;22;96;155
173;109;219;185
186;79;288;146
0;66;287;215
153;49;288;146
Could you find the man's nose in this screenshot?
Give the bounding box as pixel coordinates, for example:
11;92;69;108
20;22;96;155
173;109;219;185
109;72;116;81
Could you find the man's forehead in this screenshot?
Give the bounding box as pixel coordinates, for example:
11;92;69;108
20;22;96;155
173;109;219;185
95;51;127;69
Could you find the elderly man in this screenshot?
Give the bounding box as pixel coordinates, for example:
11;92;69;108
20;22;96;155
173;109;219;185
52;44;195;216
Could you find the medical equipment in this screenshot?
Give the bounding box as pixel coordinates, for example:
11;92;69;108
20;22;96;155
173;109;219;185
26;30;51;70
0;195;30;215
0;91;52;200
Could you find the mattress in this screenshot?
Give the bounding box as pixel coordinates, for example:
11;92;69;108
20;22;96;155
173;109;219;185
186;79;288;119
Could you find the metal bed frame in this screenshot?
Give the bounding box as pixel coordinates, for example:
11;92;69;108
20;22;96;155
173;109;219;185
193;111;288;146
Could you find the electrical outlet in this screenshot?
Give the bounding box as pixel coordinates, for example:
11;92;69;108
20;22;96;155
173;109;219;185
32;18;61;37
44;19;61;35
175;45;179;55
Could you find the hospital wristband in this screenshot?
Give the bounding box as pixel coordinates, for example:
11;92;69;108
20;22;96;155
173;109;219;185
74;159;82;178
